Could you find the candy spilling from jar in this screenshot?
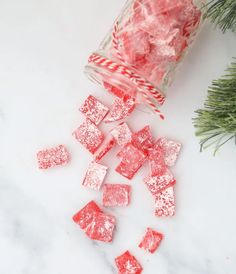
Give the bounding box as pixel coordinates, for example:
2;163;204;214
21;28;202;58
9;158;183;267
86;0;203;117
36;94;182;273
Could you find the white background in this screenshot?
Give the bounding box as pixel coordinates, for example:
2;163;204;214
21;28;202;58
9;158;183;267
0;0;236;274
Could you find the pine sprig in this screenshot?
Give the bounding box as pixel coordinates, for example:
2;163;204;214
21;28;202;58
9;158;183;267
193;59;236;154
205;0;236;32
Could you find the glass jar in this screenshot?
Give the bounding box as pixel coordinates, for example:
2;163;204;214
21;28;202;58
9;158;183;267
85;0;205;113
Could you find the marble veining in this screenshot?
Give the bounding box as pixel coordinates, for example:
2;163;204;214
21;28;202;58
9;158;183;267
0;0;236;273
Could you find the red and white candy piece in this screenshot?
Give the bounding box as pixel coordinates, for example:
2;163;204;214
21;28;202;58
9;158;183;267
84;211;116;242
83;162;108;191
72;119;104;154
103;81;126;99
155;186;175;217
102;184;131;207
110;122;132;147
72;200;102;230
156;137;182;167
144;169;176;198
148;144;167;176
79;95;109;125
37;145;70;169
116;144;146;180
104;95;135;123
131;126;154;155
115;250;143;274
138;227;163;254
94;137;116;163
73;200;116;242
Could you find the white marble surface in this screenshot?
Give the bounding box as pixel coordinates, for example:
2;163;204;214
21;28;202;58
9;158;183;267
0;1;236;273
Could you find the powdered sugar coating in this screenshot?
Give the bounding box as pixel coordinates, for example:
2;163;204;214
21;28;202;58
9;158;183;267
148;144;167;176
72;200;116;242
144;169;176;198
104;95;135;123
138;228;163;253
110;122;132;147
84;211;116;242
94;137;116;162
115;251;143;274
72;200;102;230
155;186;175;217
37;145;70;169
79;95;109;125
102;184;131;207
131;126;154;155
116;144;146;179
72;119;104;154
83;162;108;191
103;81;126;98
156;137;182;167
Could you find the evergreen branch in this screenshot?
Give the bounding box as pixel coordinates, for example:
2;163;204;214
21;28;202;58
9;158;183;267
193;59;236;153
205;0;236;32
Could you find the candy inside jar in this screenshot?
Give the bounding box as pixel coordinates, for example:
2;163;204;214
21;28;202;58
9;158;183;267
85;0;204;116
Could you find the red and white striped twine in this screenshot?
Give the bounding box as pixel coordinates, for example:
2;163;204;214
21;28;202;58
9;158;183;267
88;21;166;119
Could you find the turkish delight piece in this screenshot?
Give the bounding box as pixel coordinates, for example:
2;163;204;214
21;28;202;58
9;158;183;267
116;144;146;180
103;81;126;99
79;95;109;125
156;137;182;166
72;200;102;230
83;162;108;191
118;29;150;67
104;95;135;123
110;122;132;147
131;126;154;155
144;169;176;197
155;186;175;217
94;137;116;163
72;119;104;154
37;145;70;169
102;184;131;207
148;144;167;176
138;228;163;254
115;250;143;274
84;211;116;242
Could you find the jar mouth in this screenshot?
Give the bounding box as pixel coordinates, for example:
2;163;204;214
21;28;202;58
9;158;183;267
84;63;142;102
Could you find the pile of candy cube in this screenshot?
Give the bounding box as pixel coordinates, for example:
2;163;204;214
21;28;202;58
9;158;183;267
37;94;181;273
112;0;201;88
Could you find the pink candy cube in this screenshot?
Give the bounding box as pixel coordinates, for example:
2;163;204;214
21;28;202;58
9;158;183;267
84;211;116;242
72;119;104;154
104;95;135;123
79;95;109;125
37;145;70;169
110;122;132;147
102;184;131;207
73;200;116;242
72;200;102;230
94;137;116;163
156;137;182;167
139;228;163;253
83;162;108;191
131;126;154;155
155;186;175;217
144;169;176;198
116;144;146;180
115;251;143;274
103;81;126;99
148;144;167;176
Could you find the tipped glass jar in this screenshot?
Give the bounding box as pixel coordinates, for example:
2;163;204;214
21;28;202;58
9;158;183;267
85;0;205;114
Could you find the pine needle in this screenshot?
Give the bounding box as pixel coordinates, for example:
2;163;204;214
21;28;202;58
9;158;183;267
205;0;236;32
193;59;236;154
